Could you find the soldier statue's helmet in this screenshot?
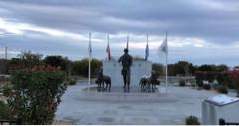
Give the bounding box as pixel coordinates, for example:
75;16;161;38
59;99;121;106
124;48;128;53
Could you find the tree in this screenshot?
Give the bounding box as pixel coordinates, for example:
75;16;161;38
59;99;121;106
18;51;43;68
8;51;43;72
152;63;164;76
4;52;67;124
168;61;194;76
196;64;228;72
43;55;69;71
7;66;66;124
227;69;239;97
72;58;102;77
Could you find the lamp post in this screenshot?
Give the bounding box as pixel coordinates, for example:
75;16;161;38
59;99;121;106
0;33;16;59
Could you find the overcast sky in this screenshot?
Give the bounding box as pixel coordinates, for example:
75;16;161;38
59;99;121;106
0;0;239;66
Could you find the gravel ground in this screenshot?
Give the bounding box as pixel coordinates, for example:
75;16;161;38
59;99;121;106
55;82;220;125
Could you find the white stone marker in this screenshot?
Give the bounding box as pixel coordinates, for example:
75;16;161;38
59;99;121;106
202;94;239;125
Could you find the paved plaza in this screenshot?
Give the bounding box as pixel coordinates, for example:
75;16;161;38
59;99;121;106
55;82;219;125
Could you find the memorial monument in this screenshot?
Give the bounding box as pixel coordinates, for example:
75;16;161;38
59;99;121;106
103;58;152;89
118;48;133;91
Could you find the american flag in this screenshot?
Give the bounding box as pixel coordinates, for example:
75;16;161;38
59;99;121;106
88;32;92;57
145;34;149;60
106;34;111;60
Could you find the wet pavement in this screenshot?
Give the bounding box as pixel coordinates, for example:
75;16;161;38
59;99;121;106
55;82;219;125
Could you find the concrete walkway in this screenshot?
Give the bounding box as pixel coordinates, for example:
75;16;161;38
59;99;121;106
55;82;219;125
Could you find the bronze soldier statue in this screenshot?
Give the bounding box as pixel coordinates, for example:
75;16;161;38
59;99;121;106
118;48;133;91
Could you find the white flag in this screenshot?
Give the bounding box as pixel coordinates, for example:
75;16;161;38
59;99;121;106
88;32;92;57
158;34;168;54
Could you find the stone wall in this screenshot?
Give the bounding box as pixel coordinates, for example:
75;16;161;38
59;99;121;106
103;59;152;87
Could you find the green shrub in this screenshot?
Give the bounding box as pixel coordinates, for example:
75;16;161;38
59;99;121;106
185;116;200;125
67;77;77;86
203;84;211;90
0;101;11;120
2;84;12;97
217;86;228;94
196;80;203;87
179;80;186;86
8;70;67;124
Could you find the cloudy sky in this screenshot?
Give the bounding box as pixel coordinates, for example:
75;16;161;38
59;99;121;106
0;0;239;66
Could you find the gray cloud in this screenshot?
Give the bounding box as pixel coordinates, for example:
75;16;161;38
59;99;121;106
1;0;239;41
0;0;239;66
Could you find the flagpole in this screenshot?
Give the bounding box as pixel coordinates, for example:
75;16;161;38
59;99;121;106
145;33;148;75
107;33;110;60
126;34;129;49
88;32;92;87
165;32;168;93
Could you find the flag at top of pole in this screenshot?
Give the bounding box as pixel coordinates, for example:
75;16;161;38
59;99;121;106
126;35;129;49
159;32;168;55
145;34;149;60
158;32;168;93
88;32;92;85
106;34;111;60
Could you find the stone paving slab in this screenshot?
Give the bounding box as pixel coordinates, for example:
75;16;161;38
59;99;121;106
55;83;219;125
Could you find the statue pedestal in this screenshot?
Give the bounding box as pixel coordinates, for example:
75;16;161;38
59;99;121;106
103;59;152;87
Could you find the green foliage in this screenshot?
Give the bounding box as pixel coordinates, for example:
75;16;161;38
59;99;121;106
179;80;186;86
0;101;11;120
18;51;43;67
152;63;164;76
185;116;200;125
168;61;194;76
203;84;211;90
8;52;43;72
197;64;228;72
2;84;12;97
217;86;228;94
8;70;66;124
72;58;102;77
227;69;239;96
43;55;70;71
66;77;77;85
196;79;203;87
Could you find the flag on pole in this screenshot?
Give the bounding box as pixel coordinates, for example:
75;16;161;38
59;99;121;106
126;35;129;49
158;33;168;54
158;32;168;93
145;34;149;60
106;34;111;60
88;33;92;57
88;32;92;85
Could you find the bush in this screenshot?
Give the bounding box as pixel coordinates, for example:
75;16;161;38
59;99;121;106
197;80;203;87
179;80;186;86
2;84;12;97
185;116;200;125
67;77;77;86
7;66;67;124
0;101;11;120
203;84;211;90
217;86;228;94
